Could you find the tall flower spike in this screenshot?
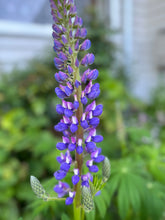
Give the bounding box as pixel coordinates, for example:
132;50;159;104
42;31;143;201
48;0;110;213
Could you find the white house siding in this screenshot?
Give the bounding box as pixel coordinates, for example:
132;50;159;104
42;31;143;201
131;0;165;101
0;20;52;72
109;0;165;101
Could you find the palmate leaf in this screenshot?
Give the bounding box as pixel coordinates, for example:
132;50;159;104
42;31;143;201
109;158;165;220
118;177;130;220
95;194;107;219
109;159;149;219
89;175;106;197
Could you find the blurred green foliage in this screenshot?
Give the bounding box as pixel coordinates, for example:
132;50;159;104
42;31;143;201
0;4;165;220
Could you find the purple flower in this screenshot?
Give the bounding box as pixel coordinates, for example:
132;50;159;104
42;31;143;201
88;69;99;80
73;95;79;109
81;113;88;129
70;116;78;133
55;87;66;99
54;170;67;180
89;117;100;127
81;91;88;105
68;137;76;151
56;104;64;115
80;39;91;51
81;53;95;66
93;104;103;116
65;191;75;205
49;0;107;207
86;83;100;99
72;169;80;185
86;160;99;173
54;181;70;198
76;139;83;154
75;80;81;88
54;122;68;132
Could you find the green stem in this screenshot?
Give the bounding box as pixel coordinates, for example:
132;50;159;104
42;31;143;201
71;50;84;220
47;197;65;201
73;200;82;220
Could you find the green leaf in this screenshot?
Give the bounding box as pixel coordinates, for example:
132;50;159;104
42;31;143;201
85;209;95;220
95;195;107;219
117;177;130;219
61;213;70;220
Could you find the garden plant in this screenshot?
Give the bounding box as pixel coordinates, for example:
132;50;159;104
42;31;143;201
30;1;111;219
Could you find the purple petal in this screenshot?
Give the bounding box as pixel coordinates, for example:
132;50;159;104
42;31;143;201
89;117;100;127
72;175;80;185
55;87;67;99
56;156;64;164
70;124;78;133
93;104;103;116
89;165;99;173
54;122;68;132
54;170;67;180
64;109;73;117
80;39;91;51
92;135;103;143
58;71;68;80
76;146;83;154
56;142;67;150
73;101;79;109
75;80;81;88
81;181;89;187
53;24;63;34
68;143;76;151
95;191;101;196
68;65;73;74
86;83;100;99
81;96;88;105
80;28;87;38
60;162;70;172
54;185;63;194
54;40;63;49
65;86;73;96
94;155;105;163
88;69;99;80
65;197;73;205
75;40;79;51
56;104;64;115
75;58;79;67
81;120;89;129
86;142;96;152
69;47;73;55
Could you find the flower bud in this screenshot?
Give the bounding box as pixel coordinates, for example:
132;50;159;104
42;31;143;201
102;157;111;182
30;176;48;200
81;186;94;212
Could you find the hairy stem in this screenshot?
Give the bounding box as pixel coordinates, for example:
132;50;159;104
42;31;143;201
73;56;84;220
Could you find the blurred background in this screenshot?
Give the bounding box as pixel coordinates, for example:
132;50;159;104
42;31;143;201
0;0;165;219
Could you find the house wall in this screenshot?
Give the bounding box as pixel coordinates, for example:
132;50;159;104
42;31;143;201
0;20;52;72
132;0;165;101
109;0;165;101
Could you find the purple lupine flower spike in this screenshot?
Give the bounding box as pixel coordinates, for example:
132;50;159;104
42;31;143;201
49;0;108;208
